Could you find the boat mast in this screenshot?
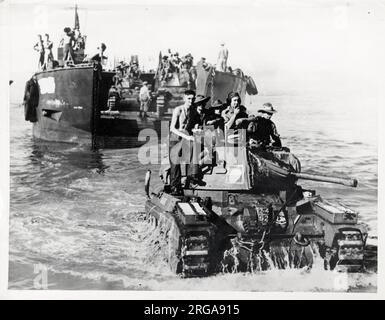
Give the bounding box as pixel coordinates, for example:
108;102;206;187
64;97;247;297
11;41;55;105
74;4;80;30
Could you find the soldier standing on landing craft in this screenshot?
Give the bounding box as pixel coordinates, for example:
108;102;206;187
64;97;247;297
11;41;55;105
33;34;45;70
139;81;151;118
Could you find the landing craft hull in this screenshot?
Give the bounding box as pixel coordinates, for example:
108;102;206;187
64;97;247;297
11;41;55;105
31;63;257;148
196;66;249;103
33;67;95;145
32;66;160;148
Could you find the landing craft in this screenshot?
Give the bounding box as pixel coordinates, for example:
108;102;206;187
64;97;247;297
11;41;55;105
23;6;258;149
144;133;376;276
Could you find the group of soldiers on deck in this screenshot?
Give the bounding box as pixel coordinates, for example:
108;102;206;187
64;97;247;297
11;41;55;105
157;43;231;88
113;59;144;87
158;50;195;83
168;90;281;194
33;33;55;71
33;26;107;70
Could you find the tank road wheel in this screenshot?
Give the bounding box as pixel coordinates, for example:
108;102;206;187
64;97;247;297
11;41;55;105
332;229;366;272
148;215;158;229
290;233;313;269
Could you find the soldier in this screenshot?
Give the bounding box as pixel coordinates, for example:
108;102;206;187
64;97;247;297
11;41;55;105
205;99;225;129
171;52;182;73
139;81;151;118
23;75;39;122
185;95;210;134
160;55;172;81
216;42;228;72
90;43;107;64
107;86;120;111
60;27;75;65
129;62;141;80
183;53;194;70
247;103;282;149
42;33;54;70
184;95;210;185
33;34;45;70
197;57;211;71
73;27;85;50
169;90;196;194
222;92;249;131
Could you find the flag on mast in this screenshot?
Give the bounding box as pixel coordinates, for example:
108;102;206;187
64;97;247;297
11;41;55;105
74;4;80;30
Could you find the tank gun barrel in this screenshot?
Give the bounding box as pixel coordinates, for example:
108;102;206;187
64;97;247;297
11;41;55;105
291;172;358;187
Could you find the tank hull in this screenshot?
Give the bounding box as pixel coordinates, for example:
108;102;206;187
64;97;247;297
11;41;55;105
145;189;369;276
144;142;371;276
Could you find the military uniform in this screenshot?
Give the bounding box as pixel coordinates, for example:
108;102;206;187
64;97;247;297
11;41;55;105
247;116;282;148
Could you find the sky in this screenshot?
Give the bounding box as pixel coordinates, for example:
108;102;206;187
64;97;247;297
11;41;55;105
2;0;385;104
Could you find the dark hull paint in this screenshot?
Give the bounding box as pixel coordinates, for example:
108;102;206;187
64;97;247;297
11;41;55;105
32;64;254;148
33;66;157;148
34;66;94;145
196;66;248;103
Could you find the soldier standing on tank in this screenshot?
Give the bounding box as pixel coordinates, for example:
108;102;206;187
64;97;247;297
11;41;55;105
184;95;211;185
247;103;282;149
169;90;196;195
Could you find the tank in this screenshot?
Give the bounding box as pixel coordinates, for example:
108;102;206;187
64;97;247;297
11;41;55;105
144;132;374;277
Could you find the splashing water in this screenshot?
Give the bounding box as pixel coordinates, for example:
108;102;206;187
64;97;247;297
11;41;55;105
9;97;377;292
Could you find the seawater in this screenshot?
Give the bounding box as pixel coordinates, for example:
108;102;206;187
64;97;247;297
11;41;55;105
8;93;377;291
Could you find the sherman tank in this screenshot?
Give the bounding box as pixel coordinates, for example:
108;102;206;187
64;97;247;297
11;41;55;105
144;132;373;277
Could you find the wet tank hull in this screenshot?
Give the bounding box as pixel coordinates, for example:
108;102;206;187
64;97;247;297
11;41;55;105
144;145;372;277
145;190;368;276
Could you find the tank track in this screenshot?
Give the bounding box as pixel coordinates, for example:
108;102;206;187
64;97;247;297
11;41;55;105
173;203;219;277
146;197;217;277
146;192;371;275
332;229;366;272
180;229;212;276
